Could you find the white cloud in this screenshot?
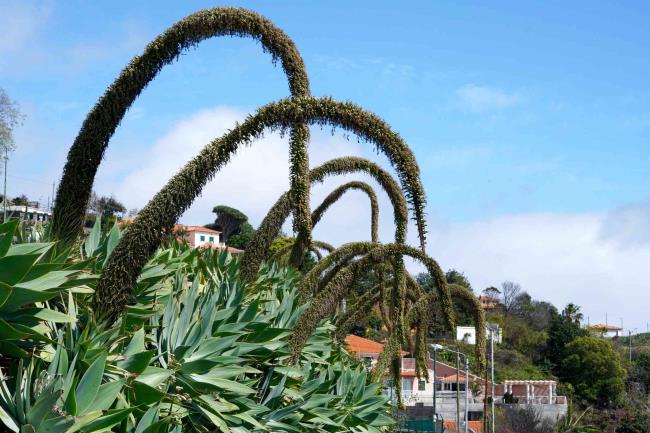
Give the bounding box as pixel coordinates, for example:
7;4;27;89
424;207;650;333
456;84;521;112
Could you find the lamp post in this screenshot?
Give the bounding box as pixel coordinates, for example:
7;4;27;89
432;344;469;433
2;144;7;222
430;344;444;430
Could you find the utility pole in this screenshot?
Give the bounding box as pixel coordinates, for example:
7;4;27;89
433;348;437;425
629;330;632;362
2;144;7;222
490;328;495;433
464;356;469;433
456;352;460;432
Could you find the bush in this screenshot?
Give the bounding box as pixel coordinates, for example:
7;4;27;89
561;336;626;407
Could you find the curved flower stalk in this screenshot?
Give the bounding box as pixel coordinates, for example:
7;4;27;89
94;97;426;318
52;7;312;250
311;180;379;243
270;238;333;263
241;156;410;283
288;242;454;362
372;282;486;380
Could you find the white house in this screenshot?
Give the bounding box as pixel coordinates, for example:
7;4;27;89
174;225;243;253
456;324;502;345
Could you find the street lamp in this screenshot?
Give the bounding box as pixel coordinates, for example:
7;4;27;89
430;344;444;427
431;344;469;433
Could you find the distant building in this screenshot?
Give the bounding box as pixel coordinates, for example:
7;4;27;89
588;324;623;338
456;324;502;345
478;295;501;312
345;334;567;431
4;205;52;223
173;224;243;254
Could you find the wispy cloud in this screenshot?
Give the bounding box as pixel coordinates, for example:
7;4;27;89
456;84;521;112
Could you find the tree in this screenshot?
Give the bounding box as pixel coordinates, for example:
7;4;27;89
445;268;472;291
544;307;588;372
501;280;522;317
11;194;28;206
561;336;626;407
562;303;583;324
227;227;256;249
211;205;250;242
483;286;500;298
90;194;126;218
0;87;24;153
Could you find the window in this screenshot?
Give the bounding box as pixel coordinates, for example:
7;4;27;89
418;380;426;391
200;235;205;241
209;236;214;242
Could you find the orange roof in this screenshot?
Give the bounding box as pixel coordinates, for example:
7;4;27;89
345;335;385;355
443;421;483;433
589;324;623;331
184;225;221;234
441;374;467;382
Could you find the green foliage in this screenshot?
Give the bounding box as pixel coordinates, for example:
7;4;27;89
560;336;626;407
0;241;394;433
544;309;588;373
0;220;85;358
210;204;250;241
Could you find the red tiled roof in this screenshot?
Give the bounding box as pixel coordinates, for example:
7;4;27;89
589;324;622;331
184;225;221;234
441;374;468;382
443;421;483;433
345;335;385;355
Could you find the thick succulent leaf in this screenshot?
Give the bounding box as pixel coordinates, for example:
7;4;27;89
75;353;107;415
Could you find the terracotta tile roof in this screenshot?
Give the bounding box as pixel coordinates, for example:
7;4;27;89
184;225;221;234
443;421;483;433
345;335;386;355
441;374;467;382
589;323;623;331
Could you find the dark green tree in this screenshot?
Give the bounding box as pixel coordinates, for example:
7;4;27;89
210;205;249;242
11;195;28;206
94;196;126;218
544;307;588;372
226;224;256;249
560;336;626;407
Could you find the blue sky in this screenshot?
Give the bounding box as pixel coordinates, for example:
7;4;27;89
2;0;650;330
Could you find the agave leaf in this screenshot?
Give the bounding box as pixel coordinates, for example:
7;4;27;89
84;380;124;413
36;414;84;433
0;254;40;286
0;220;19;258
26;389;63;428
131;382;165;405
134;367;173;388
15;271;78;291
116;351;153;374
77;408;133;433
102;224;120;267
75;353;106;416
84;219;100;259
